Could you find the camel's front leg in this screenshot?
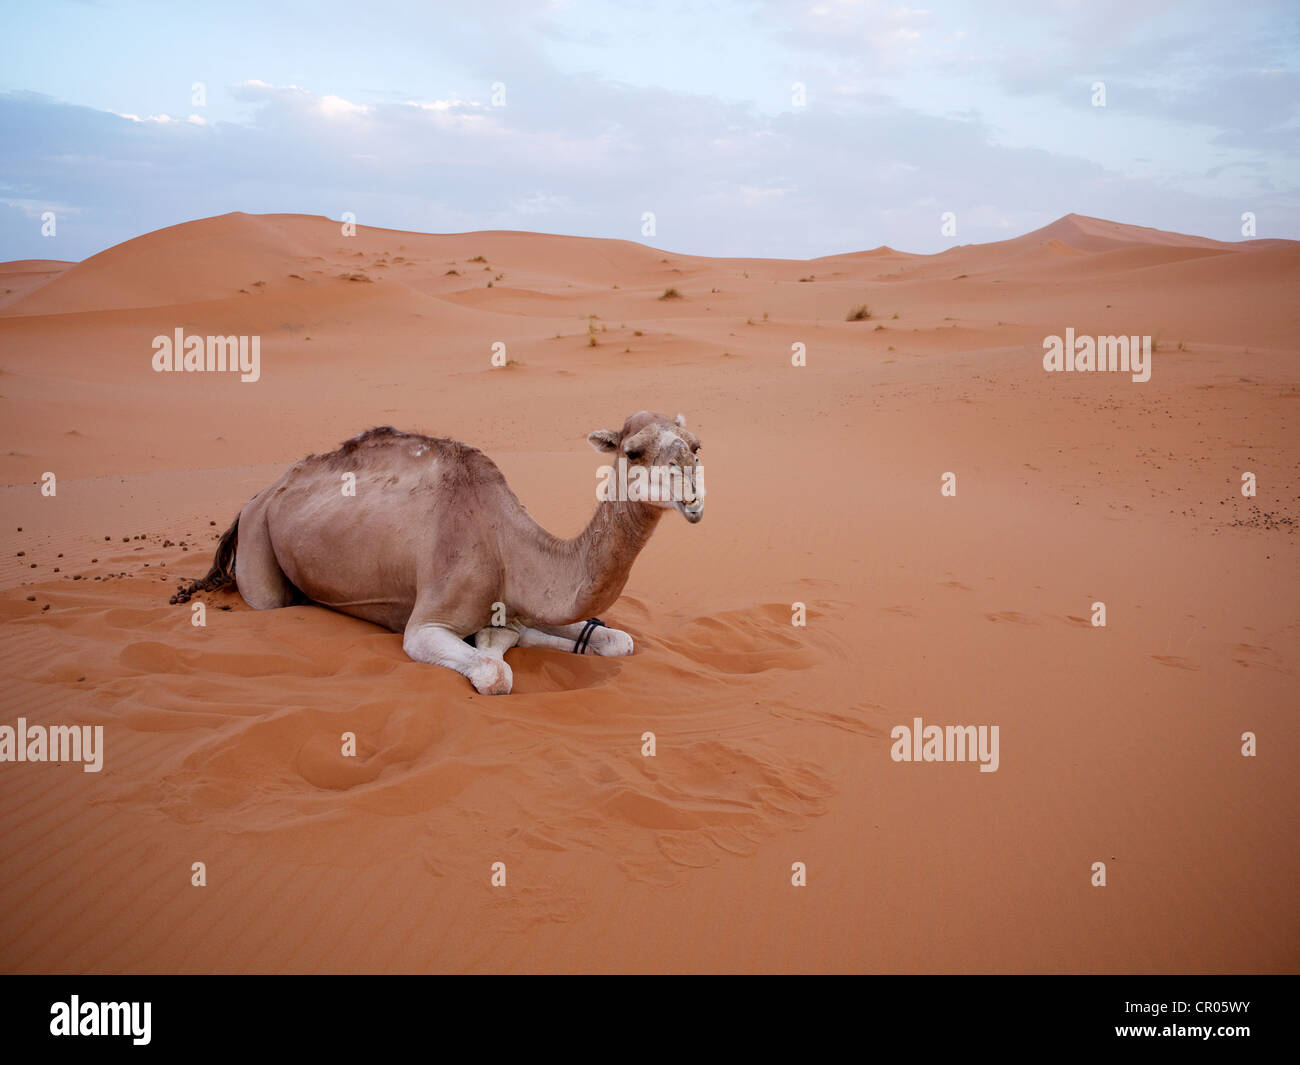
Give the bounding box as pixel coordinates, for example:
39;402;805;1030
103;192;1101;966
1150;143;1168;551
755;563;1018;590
518;620;634;657
402;620;516;695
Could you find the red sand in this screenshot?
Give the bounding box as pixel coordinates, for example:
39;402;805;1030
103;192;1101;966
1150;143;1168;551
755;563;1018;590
0;212;1295;972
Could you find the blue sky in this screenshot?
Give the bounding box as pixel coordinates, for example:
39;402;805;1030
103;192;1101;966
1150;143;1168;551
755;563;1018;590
2;0;1297;261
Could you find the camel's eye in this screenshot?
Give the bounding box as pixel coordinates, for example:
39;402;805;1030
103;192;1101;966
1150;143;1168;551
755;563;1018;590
625;446;644;461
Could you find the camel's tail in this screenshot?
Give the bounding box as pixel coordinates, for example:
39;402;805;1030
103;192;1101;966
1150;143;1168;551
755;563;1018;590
170;515;239;604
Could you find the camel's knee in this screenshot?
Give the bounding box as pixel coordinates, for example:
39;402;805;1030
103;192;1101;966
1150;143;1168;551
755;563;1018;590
467;655;513;695
468;627;517;693
403;621;514;695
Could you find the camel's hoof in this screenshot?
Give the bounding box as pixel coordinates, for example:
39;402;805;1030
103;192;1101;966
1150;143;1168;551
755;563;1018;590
469;657;512;695
592;628;634;657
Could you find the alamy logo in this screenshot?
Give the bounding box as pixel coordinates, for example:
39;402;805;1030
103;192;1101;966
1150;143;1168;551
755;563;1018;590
596;456;705;503
0;717;104;772
1043;328;1151;383
152;328;261;382
890;716;1000;772
50;996;151;1045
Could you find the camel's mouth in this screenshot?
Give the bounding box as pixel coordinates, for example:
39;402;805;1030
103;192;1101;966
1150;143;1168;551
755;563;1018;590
677;499;705;523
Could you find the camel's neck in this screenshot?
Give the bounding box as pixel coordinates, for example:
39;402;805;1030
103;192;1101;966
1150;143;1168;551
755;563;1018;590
572;499;664;617
508;498;664;625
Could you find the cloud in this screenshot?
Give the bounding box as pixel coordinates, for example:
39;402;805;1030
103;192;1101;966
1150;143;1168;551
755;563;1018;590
1;1;1296;267
511;191;583;215
763;1;936;66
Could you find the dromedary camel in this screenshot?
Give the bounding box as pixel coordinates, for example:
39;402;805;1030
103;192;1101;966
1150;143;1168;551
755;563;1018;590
183;411;704;694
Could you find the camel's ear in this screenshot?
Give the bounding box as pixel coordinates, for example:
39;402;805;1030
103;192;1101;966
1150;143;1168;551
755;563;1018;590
588;429;620;454
674;413;687;427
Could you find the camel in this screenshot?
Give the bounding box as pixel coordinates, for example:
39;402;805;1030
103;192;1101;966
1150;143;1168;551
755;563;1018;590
184;411;704;694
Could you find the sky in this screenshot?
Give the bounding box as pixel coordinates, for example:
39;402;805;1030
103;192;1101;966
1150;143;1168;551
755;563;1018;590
1;0;1297;261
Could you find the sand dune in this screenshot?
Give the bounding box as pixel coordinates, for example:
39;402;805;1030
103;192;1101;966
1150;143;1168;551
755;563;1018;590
0;260;75;313
1022;212;1230;251
0;212;1296;973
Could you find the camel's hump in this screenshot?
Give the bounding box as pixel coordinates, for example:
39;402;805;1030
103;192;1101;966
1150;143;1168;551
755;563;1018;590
307;426;492;469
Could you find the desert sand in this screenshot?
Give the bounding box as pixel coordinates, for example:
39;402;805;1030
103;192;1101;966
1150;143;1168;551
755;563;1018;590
0;211;1295;973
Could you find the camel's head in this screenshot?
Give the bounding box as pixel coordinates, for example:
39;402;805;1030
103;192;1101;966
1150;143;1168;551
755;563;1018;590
588;411;705;523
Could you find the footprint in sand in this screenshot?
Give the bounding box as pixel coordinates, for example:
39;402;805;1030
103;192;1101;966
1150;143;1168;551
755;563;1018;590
984;611;1038;625
656;831;722;869
1150;654;1199;671
1229;643;1291;674
658;604;819;676
884;604;919;618
494;886;586;931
